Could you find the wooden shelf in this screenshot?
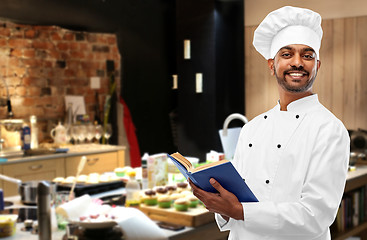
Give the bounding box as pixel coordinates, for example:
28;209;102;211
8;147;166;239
345;166;367;192
331;166;367;239
332;221;367;240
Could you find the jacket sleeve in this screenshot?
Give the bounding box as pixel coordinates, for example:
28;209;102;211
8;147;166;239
216;120;350;237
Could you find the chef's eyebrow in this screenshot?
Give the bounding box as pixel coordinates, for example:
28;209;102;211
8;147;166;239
279;46;292;51
303;47;315;53
279;46;315;53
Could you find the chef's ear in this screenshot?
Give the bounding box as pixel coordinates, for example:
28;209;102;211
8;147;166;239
317;60;321;70
268;59;275;75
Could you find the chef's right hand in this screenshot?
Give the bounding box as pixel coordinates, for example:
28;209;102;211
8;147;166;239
189;178;244;220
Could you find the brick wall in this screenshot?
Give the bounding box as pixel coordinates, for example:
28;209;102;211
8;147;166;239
0;21;120;142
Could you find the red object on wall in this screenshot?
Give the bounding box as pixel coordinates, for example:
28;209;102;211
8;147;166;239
120;97;141;168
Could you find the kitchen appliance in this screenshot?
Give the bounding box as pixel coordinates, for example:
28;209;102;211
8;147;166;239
57;180;125;198
350;152;359;166
20;181;40;205
0;119;24;158
219;113;248;160
0;174;55;205
37;181;51;240
349;129;367;164
350;129;367;153
0;172;124;204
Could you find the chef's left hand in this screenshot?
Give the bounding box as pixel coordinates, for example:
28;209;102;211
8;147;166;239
189;178;244;220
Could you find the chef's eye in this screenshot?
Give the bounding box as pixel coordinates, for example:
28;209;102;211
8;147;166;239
280;52;292;58
303;53;315;60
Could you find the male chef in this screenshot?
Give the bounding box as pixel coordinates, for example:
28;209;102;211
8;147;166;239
189;6;350;240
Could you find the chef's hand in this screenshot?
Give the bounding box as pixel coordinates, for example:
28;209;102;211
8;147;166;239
189;178;244;221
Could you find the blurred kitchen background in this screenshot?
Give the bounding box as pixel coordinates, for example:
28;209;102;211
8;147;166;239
0;1;367;239
0;0;366;162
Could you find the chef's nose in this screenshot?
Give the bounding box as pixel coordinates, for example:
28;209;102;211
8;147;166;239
290;53;303;68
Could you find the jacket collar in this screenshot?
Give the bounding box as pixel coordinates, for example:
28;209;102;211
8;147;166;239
276;94;320;112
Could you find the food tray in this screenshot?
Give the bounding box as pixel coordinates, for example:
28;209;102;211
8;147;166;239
56;180;125;197
139;204;214;227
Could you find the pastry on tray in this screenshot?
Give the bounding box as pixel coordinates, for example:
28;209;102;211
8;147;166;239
143;190;158;206
52;177;65;183
166;185;177;195
174;198;189;211
187;194;199;208
170;193;183;203
176;182;189;192
63;176;76;184
155;186;168;195
157;195;171;208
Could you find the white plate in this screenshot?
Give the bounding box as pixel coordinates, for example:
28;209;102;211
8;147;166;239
72;220;117;229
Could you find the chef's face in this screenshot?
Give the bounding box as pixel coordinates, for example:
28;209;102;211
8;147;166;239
268;44;321;93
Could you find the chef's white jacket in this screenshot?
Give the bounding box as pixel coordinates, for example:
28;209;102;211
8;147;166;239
216;94;350;240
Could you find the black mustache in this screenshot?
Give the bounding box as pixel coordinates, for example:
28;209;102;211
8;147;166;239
284;66;309;75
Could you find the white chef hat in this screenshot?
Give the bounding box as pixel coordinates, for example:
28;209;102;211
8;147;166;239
253;6;323;60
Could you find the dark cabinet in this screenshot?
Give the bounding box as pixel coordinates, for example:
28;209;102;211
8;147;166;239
174;0;245;160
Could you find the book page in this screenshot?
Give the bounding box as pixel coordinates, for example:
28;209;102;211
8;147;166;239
191;159;229;173
170;152;192;170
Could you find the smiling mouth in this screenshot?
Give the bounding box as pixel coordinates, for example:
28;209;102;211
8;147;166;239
285;71;308;80
288;73;304;77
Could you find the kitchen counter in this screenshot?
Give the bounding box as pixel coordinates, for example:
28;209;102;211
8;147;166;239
0;144;126;165
2;221;225;240
0;144;126;197
2;195;228;240
2;165;366;240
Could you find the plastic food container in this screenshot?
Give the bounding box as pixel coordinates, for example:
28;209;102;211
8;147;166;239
0;214;18;238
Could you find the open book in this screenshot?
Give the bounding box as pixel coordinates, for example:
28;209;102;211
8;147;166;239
168;152;258;202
